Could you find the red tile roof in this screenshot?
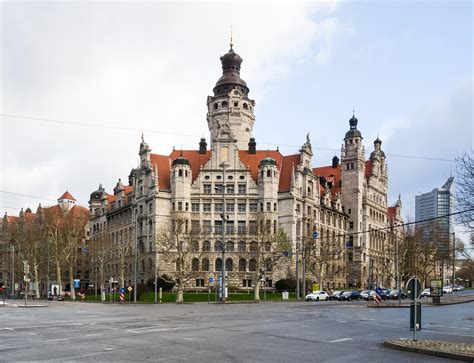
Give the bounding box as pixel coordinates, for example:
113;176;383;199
388;206;396;222
58;191;76;201
314;164;342;196
365;160;373;179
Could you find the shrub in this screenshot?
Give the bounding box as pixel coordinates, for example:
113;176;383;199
275;278;296;292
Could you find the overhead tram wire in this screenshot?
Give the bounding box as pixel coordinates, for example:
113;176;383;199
312;208;474;242
1;113;455;163
0;190;57;202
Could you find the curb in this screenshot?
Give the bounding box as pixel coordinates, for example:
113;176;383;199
367;298;474;308
384;340;474;361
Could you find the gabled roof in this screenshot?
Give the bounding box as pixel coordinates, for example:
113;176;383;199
365;159;373;179
388;206;396;222
314;164;341;196
58;191;76;201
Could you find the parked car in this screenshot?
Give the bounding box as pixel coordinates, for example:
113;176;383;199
420;288;431;298
329;290;344;300
388;289;408;300
305;291;329;301
338;290;362;301
452;285;464;292
443;286;453;294
360;290;374;300
380;288;391;300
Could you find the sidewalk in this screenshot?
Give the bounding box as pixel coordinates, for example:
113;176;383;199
384;339;474;361
367;294;474;308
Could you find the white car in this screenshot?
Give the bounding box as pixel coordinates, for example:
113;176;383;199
442;286;453;294
305;291;329;301
420;288;431;297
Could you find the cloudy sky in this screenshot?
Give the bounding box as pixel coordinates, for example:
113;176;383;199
1;1;472;237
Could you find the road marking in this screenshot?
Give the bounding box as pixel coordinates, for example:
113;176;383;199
0;328;14;331
337;321;347;323
423;329;474;338
329;338;353;343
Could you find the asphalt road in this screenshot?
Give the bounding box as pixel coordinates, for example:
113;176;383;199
0;299;473;362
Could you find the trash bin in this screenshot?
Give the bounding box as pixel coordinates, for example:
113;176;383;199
282;291;289;300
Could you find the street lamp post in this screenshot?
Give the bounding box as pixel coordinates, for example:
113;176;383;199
133;211;138;303
219;161;227;303
452;232;456;287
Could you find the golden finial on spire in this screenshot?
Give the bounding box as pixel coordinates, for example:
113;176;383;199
230;25;233;50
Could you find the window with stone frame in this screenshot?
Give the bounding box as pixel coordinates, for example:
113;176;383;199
192;203;200;212
238;203;246;213
238;240;246;252
239;258;247;271
238;184;246;194
249;203;258;212
237;221;246;234
203;184;212;194
196;278;205;287
203;203;211;212
226;203;235;212
191;220;200;233
203;220;212;233
215;203;223;212
249;221;257;234
215;220;223;234
226;221;234;234
201;258;210;271
192;258;200;272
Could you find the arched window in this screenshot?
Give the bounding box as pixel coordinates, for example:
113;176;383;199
202;258;210;271
265;259;272;272
221;101;228;108
202;241;211;252
249;258;257;272
238;241;246;252
267;170;271;177
215;258;222;271
214;241;223;252
178;169;183;177
191;241;199;252
243;103;248;109
213;103;218;110
226;258;233;271
148;258;153;272
141;260;145;273
192;258;199;272
239;258;246;272
225;241;234;252
185;170;188;177
249;241;258;252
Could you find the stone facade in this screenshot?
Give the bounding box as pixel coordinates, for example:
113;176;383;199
88;45;403;292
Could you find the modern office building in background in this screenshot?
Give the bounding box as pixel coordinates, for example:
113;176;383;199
415;176;455;252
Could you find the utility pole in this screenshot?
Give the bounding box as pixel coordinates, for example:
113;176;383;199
302;235;306;297
296;240;300;300
452;232;456;287
133;211;138;303
154;250;158;304
219;161;227;303
11;245;15;295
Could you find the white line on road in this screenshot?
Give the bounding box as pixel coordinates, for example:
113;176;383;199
329;338;353;343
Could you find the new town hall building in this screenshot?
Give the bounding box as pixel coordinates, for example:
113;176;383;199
88;44;403;292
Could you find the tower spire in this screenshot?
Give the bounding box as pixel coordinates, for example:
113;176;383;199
230;25;233;50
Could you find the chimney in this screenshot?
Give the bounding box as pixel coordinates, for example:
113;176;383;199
199;137;207;154
248;137;256;154
332;155;340;168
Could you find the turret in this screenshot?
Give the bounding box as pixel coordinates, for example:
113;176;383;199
170;154;192;214
207;44;256;150
58;191;76;211
258;156;279;219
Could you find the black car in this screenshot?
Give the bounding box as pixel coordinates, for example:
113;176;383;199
388;289;408;300
338;290;362;301
329;290;344;300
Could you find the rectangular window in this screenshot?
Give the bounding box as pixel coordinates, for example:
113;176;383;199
196;278;205;287
191;220;200;233
192;203;200;212
215;221;223;234
227;184;235;194
274;203;277;212
260;203;264;212
249;203;258;212
226;221;234;234
226;203;235;212
203;220;212;233
238;221;246;234
203;184;212;194
243;279;252;288
214;184;223;194
238;184;246;194
249;221;257;234
348;252;353;261
178;202;183;211
349;221;354;229
203;203;211;212
238;203;246;213
266;202;271;212
215;203;223;212
148;203;152;213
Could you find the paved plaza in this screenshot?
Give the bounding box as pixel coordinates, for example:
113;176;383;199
1;300;473;362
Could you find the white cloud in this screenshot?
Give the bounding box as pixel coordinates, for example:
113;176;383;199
0;1;350;211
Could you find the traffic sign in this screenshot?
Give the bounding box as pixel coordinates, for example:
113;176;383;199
73;279;80;289
127;286;133;292
119;288;125;294
209;277;214;284
374;287;382;303
83;247;89;254
312;231;319;239
407;277;422;300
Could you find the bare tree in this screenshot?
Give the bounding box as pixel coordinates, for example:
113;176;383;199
306;232;343;290
156;214;206;303
246;219;291;301
91;230;111;300
455;152;473;233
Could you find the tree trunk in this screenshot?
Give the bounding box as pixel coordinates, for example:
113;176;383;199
176;279;184;303
119;261;125;289
254;279;260;301
69;264;75;300
55;261;62;295
100;266;105;301
33;263;40;299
